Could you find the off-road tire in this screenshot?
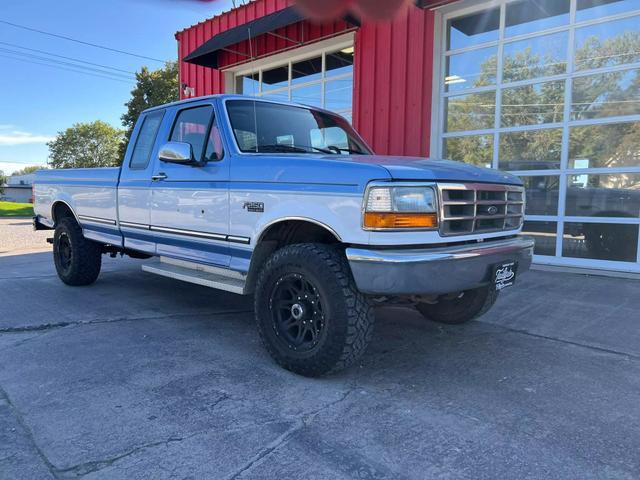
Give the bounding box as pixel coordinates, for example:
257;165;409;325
53;217;102;286
416;286;498;325
254;243;375;377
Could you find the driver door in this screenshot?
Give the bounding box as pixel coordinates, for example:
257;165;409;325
149;103;230;266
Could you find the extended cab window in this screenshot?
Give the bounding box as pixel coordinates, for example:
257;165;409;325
226;100;370;155
129;111;164;169
170;105;213;162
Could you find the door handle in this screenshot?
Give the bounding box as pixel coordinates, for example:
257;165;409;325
151;173;167;181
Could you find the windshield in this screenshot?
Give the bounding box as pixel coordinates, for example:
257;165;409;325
226;99;371;155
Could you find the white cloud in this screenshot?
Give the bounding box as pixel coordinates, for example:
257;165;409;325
0;162;47;175
0;130;55;146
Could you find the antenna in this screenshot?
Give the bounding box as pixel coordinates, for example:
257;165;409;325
248;25;259;153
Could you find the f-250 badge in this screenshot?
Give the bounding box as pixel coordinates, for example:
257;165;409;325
243;202;264;213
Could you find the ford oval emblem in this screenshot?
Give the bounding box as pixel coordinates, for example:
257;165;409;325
487;205;499;215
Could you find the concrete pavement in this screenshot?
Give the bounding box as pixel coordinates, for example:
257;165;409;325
1;248;639;479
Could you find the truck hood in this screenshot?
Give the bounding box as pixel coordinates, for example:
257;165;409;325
342;155;522;185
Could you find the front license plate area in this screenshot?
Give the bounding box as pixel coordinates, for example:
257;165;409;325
493;261;517;290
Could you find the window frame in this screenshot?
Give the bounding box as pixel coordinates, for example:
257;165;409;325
432;0;640;272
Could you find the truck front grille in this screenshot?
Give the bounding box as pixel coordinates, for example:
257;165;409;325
438;183;524;236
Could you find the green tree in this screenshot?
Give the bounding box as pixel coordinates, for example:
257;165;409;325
12;165;43;176
48;121;124;169
0;169;5;195
120;61;179;157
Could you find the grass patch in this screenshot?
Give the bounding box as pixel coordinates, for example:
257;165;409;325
0;201;34;217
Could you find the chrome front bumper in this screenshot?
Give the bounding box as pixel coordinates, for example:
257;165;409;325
346;236;534;295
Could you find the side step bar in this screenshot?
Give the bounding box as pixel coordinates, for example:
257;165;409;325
141;257;247;295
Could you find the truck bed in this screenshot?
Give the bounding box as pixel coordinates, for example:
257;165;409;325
34;167;122;246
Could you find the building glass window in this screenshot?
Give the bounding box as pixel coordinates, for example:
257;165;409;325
233;44;354;122
439;0;640;271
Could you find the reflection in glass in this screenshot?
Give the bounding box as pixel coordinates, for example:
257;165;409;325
520;176;560;215
522;221;557;256
577;0;640;23
325;78;353;113
503;31;568;82
501;80;565;127
445;47;497;92
291;84;322;108
447;8;500;50
326;49;354;77
565;173;640;217
292;56;322;85
499;129;563;170
261;66;289;91
443;134;493;168
238;73;259;95
261;90;289;102
505;0;570;37
572;68;640;120
445;91;496;132
569;121;640;168
574;16;640;71
562;222;639;262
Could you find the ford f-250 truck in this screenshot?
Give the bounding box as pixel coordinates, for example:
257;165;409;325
34;95;534;376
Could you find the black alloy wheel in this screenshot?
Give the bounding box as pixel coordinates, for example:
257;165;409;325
270;273;326;353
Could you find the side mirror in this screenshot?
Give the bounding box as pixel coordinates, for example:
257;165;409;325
158;142;195;165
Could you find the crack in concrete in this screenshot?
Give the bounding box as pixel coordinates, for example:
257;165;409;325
493;324;640;361
51;395;234;478
0;386;61;480
54;436;189;479
225;386;357;480
0;309;254;335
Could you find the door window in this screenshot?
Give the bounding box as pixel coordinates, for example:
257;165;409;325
170;106;213;162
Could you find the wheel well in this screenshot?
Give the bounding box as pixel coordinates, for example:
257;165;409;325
245;220;342;294
52;202;76;225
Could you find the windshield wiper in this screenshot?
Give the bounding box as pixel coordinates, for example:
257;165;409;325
256;144;334;154
327;146;367;155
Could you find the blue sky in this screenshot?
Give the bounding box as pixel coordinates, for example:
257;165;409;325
0;0;233;174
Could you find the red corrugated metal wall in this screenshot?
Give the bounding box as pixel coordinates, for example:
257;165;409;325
177;3;437;158
353;7;435;157
176;0;353;98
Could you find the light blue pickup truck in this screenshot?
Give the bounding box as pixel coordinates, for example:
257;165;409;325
34;95;533;376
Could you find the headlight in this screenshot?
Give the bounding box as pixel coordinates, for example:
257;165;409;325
364;185;438;230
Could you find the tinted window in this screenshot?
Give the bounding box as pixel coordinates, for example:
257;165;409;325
226;100;370;155
204;115;224;161
129;111;163;169
170;106;212;162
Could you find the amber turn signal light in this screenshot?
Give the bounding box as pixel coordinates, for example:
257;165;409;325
364;212;438;229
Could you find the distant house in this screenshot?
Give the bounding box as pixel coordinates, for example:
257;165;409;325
2;174;35;203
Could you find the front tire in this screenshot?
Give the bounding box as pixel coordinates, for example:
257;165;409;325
416;286;498;325
53;217;102;286
254;244;375;377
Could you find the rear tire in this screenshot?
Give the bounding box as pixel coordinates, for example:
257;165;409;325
254;243;375;377
416;286;498;325
53;217;102;286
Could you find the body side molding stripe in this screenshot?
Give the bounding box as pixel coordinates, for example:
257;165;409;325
150;225;227;241
119;221;150;230
78;215;117;226
120;222;251;245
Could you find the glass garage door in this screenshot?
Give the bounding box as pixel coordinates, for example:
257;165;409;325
437;0;640;273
